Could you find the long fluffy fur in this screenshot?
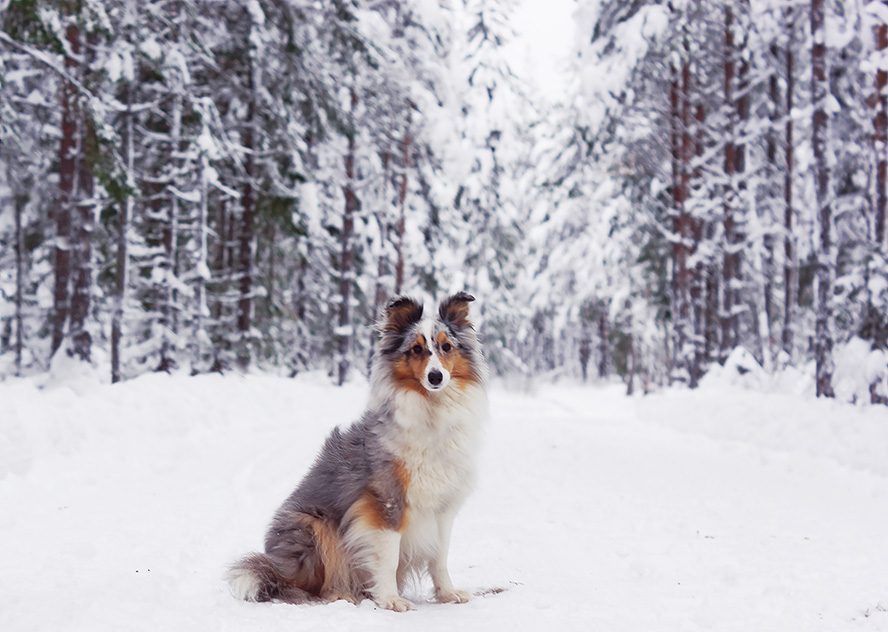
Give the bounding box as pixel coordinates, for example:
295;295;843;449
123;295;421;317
228;292;487;611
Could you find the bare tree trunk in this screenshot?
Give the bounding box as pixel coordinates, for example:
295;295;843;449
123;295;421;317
670;60;691;383
369;150;393;371
193;145;210;373
868;6;888;398
68;116;94;363
52;23;80;357
679;49;698;386
691;101;706;381
579;329;590;382
337;88;359;386
722;4;744;362
811;0;835;398
626;326;636;397
395;123;410;295
211;197;231;324
876;15;888;248
236;54;257;371
669;68;680;382
67;30;97;364
112;85;134;383
597;308;608;379
13;173;24;376
159;84;183;372
783;14;796;358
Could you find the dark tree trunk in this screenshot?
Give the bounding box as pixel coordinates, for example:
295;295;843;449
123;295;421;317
212;198;232;323
337;88;359;386
159;86;183;373
626;327;636;397
811;0;835;398
395;124;410;295
761;43;780;360
680;52;698;386
52;23;80;356
14;183;24;376
597;309;608;379
705;259;720;364
691;102;707;380
193;147;210;373
67;30;97;363
876;17;888;247
369;151;393;372
721;5;743;362
112;86;133;384
236;8;260;371
68;113;94;363
670;60;691;383
783;14;796;357
579;332;590;383
237;87;256;370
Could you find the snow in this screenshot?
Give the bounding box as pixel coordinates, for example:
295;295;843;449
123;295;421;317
139;39;162;61
503;0;574;97
868;0;888;27
2;373;888;631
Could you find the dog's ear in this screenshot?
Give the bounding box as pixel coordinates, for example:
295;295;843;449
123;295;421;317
378;296;424;355
438;292;475;329
380;296;424;335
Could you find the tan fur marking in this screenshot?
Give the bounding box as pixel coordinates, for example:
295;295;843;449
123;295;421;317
437;332;478;388
351;493;389;531
348;461;411;535
309;517;357;602
392;460;411;533
391;335;431;396
285;514;326;596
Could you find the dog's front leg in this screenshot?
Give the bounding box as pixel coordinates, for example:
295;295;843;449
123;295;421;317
366;529;414;612
429;511;471;604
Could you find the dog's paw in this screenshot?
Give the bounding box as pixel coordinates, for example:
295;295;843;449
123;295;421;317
375;595;415;612
322;591;359;605
436;588;472;604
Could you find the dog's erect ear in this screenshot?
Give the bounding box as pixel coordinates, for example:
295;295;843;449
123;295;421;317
438;292;475;329
382;296;424;333
378;296;424;355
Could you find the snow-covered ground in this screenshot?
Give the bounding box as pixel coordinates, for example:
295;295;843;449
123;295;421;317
2;371;887;631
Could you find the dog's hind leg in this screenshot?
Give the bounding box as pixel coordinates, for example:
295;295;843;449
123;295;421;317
237;512;328;603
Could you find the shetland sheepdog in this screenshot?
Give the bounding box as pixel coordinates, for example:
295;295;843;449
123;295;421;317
228;292;488;612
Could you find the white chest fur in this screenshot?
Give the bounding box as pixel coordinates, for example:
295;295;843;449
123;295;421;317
384;386;486;515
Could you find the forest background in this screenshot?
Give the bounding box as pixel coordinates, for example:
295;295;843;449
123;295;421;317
2;0;888;404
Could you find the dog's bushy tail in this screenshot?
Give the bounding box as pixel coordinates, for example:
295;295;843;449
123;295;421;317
227;552;318;604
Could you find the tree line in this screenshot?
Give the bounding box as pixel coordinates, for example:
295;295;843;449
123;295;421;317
0;0;527;382
3;0;888;404
527;0;888;400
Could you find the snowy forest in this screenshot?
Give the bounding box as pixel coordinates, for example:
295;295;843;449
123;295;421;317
3;0;888;403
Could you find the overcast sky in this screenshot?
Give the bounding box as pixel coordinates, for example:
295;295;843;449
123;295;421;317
505;0;575;96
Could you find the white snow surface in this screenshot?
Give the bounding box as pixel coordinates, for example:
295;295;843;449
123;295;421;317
2;372;888;631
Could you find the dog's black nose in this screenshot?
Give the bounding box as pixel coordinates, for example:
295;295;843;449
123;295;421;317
428;370;443;386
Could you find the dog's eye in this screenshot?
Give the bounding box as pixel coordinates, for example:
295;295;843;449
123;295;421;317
412;345;424;355
441;343;452;353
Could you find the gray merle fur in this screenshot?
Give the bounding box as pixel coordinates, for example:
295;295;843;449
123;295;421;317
228;292;485;607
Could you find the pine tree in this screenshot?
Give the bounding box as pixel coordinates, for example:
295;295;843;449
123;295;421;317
812;0;835;398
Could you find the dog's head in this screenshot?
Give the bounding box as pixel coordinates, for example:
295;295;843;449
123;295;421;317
378;292;482;394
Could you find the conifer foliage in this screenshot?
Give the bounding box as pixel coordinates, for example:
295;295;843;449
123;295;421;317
2;0;888;402
529;0;888;400
0;0;527;380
